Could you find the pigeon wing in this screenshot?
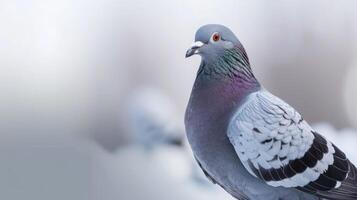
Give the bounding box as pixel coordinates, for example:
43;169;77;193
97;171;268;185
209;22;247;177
227;90;357;199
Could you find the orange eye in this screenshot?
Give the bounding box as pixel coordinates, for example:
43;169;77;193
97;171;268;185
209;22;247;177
212;33;220;42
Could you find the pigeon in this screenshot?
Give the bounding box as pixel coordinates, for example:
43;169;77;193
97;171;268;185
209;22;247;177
184;24;357;200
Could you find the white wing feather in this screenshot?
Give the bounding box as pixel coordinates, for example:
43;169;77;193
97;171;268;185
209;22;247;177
227;90;335;188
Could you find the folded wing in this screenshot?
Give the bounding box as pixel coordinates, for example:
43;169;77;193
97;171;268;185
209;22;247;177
227;90;357;199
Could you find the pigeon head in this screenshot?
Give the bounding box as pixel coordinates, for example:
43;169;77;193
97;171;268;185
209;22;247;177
186;24;255;82
186;24;240;59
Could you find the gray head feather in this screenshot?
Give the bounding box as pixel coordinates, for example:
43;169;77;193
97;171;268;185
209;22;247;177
187;24;254;82
195;24;240;45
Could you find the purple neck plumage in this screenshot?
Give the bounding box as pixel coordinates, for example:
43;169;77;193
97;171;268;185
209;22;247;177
186;46;261;140
194;45;261;99
185;42;260;156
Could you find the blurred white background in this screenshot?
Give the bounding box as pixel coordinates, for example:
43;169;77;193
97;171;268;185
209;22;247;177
0;0;357;200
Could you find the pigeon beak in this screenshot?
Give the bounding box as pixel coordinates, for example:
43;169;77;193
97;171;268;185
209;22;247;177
185;41;204;58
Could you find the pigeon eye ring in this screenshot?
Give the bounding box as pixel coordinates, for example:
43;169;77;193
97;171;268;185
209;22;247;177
211;32;220;42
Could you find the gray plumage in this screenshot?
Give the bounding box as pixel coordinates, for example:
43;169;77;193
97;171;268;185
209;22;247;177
185;24;357;200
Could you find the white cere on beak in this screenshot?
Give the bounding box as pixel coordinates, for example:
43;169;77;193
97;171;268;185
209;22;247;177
186;41;204;58
190;41;204;50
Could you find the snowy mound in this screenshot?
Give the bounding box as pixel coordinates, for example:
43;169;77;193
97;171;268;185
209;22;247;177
125;87;184;147
96;145;234;200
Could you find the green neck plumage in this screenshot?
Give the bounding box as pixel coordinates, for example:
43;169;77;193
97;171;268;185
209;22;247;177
197;47;258;85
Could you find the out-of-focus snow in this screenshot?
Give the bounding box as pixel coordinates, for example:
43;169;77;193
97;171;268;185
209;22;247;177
313;123;357;164
123;87;213;183
343;62;357;128
124;87;184;147
94;144;234;200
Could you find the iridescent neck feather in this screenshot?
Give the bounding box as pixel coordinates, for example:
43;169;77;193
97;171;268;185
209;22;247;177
196;46;260;91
